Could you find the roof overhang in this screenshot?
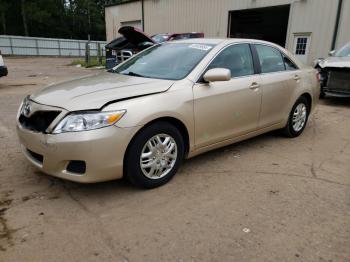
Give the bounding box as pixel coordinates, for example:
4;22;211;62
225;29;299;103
105;0;140;8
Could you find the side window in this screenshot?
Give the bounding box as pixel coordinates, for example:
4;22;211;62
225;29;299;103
283;55;298;71
207;44;254;78
255;45;285;73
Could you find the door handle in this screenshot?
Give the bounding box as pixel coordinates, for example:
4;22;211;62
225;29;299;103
293;75;301;81
249;82;260;90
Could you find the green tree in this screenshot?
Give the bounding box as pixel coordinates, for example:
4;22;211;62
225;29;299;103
0;0;113;40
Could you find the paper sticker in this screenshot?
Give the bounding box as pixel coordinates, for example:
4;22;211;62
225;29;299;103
188;44;212;51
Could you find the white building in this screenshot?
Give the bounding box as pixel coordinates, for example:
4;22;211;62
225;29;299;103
105;0;350;64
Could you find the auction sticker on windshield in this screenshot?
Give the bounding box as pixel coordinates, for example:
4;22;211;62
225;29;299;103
188;44;212;51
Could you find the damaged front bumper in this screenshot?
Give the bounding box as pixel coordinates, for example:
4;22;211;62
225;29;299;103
318;67;350;97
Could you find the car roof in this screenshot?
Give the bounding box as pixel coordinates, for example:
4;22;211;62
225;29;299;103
172;38;306;69
173;38;282;46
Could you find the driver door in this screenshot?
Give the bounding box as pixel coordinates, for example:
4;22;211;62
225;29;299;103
193;43;262;148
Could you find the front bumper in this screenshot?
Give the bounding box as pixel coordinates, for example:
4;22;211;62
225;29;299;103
0;66;8;77
17;124;139;183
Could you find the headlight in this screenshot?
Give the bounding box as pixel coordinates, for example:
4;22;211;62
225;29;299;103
52;110;126;134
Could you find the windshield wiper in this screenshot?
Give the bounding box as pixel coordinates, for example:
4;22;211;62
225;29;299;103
124;71;146;77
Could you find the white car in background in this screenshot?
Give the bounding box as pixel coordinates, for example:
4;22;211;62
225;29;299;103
315;42;350;98
0;49;8;77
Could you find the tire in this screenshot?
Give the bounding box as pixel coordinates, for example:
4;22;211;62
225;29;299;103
124;121;184;189
282;96;310;138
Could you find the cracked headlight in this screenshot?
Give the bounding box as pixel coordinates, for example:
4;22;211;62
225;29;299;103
52;110;126;134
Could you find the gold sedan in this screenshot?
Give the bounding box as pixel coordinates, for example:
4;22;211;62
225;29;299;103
16;39;319;188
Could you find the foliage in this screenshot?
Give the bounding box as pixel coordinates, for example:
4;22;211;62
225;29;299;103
0;0;119;40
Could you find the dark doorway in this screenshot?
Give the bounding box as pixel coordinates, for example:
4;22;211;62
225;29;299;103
228;5;290;47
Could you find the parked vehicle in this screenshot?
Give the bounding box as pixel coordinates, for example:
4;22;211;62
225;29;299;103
105;26;156;69
0;50;8;77
105;26;204;69
151;32;204;43
17;39;319;188
314;42;350;98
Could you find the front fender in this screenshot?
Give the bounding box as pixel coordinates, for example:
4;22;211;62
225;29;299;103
103;84;195;150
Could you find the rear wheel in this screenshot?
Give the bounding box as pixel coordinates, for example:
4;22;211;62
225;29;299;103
282;96;310;137
125;122;184;188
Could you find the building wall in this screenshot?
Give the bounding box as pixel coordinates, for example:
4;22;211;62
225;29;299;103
336;0;350;50
105;0;350;64
105;0;142;40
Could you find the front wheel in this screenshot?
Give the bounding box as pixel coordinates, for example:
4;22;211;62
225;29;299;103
282;96;310;138
125;122;184;188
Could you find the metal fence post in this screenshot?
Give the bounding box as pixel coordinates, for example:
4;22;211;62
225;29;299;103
9;37;14;55
57;40;61;56
97;43;102;65
35;39;39;55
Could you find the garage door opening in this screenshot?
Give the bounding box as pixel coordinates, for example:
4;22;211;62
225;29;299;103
228;5;290;47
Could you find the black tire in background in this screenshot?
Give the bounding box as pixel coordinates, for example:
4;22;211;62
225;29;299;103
124;121;185;189
282;96;310;138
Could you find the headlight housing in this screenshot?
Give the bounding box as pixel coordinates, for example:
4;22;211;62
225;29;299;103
52;110;126;134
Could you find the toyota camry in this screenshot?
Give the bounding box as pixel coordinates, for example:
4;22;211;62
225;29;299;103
16;39;319;188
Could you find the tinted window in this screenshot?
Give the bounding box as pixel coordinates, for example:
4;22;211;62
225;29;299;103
255;45;285;73
283;55;298;70
207;44;254;78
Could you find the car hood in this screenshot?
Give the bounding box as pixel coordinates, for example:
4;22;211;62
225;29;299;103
319;56;350;68
118;26;156;46
30;72;174;111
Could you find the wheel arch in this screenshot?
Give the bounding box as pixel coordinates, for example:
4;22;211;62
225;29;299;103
300;92;312;110
123;116;191;176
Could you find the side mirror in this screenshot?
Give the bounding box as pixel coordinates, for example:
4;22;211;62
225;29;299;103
329;50;336;56
203;68;231;82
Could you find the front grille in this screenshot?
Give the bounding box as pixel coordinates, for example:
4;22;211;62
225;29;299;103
327;69;350;93
116;50;133;63
19;110;61;133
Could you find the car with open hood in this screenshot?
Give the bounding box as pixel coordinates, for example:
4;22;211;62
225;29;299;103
17;38;319;188
315;42;350;98
105;26;204;69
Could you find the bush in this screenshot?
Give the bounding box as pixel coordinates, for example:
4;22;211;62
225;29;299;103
70;57;106;68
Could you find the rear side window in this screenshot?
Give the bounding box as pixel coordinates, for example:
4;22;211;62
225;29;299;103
283;55;298;70
207;44;254;78
255;45;285;73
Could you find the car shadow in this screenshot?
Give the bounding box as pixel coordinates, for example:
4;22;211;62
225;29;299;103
33;130;280;198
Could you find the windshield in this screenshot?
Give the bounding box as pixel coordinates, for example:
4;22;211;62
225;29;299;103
114;43;214;80
335;43;350;57
152;34;169;43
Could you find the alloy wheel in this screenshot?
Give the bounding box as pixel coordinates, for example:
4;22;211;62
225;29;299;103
140;134;178;179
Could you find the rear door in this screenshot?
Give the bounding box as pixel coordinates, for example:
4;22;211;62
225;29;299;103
253;44;301;128
193;43;262;148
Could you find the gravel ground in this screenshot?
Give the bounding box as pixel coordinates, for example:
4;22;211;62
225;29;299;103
0;57;349;262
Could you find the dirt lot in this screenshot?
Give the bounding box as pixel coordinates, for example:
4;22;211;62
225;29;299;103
0;57;349;262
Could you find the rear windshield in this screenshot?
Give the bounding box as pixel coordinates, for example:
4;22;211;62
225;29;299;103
114;43;214;80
